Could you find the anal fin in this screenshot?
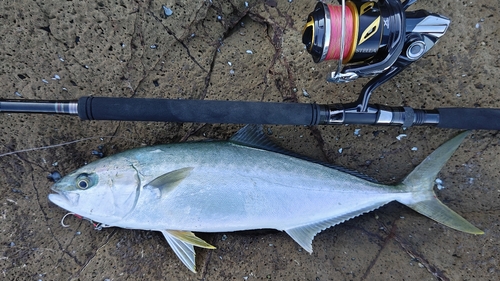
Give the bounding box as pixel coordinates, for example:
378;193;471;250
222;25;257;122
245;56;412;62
285;204;388;253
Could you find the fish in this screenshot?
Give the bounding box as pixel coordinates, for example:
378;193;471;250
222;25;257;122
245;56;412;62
48;125;483;272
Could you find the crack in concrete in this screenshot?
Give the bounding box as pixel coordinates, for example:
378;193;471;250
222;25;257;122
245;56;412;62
149;11;208;73
373;218;450;281
201;3;252;100
248;5;297;102
71;228;117;279
124;3;212;99
1;153;86;274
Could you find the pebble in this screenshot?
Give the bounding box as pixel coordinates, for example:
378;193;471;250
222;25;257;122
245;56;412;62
162;6;173;18
302;89;310;97
435;178;445;190
47;171;62;182
396;134;407;140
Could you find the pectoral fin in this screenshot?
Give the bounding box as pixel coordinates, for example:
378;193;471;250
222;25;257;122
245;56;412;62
161;230;216;273
144;167;193;198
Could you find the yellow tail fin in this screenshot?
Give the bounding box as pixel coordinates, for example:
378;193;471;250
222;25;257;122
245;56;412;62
398;131;483;234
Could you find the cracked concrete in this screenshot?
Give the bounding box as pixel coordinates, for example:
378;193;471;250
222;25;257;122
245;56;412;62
1;0;499;280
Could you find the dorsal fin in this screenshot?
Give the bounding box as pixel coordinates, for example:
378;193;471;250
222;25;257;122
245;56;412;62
230;125;379;183
230;124;290;154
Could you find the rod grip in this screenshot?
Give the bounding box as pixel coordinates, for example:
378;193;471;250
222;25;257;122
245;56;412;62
437;108;500;130
78;96;321;125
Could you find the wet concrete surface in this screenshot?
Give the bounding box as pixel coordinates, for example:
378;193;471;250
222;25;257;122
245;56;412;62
0;0;499;280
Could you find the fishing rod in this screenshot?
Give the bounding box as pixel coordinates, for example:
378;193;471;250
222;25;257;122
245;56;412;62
1;0;498;130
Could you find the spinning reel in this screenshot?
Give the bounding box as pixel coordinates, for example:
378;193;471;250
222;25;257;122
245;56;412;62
302;0;450;115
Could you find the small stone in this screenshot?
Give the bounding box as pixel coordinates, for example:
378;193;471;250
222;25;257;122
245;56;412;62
161;6;173;18
396;134;407;140
47;171;62;182
435;178;445;190
302;89;310;98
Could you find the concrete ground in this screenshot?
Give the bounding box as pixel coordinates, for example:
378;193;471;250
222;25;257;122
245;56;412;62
1;0;499;280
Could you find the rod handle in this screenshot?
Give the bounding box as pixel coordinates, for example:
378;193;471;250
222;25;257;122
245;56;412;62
77;96;322;125
437;108;500;130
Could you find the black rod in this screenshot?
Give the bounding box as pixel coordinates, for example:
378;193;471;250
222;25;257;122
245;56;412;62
1;97;500;130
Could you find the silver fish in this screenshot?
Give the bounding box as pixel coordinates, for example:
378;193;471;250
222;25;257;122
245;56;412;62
48;126;483;272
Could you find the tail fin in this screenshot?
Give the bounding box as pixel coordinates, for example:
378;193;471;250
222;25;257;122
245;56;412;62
398;131;483;234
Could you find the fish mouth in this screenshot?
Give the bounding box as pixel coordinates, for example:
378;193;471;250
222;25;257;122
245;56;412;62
48;189;80;208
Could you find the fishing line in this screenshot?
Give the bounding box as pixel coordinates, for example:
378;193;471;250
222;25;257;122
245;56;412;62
0;136;139;158
325;4;355;61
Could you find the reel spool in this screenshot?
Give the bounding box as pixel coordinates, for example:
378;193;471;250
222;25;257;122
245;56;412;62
302;0;450;84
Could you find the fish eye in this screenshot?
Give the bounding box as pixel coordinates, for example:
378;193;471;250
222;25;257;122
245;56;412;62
76;173;93;190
